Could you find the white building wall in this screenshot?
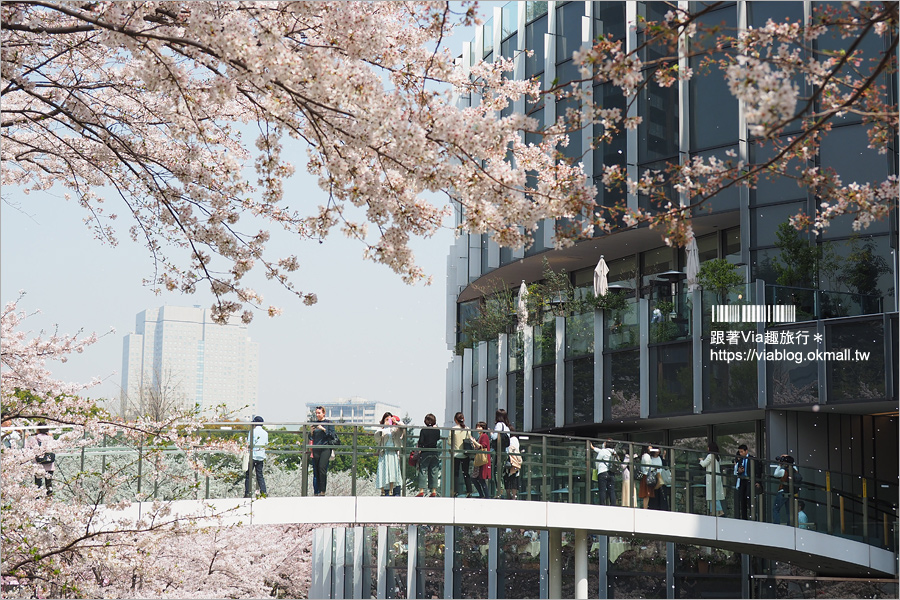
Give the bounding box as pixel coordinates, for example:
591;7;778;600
119;306;258;419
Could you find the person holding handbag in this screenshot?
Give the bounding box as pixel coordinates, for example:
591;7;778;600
471;421;492;498
450;412;475;497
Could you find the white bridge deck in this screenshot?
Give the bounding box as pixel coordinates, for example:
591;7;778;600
97;496;897;577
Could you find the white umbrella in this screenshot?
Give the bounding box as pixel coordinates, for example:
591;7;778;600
686;236;701;292
593;255;609;297
516;280;528;331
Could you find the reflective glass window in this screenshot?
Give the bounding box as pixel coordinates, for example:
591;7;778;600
749;139;808;206
638;82;679;162
650;343;694;415
525;15;548;78
593;1;626;42
565;356;594;425
828;319;886;402
556;2;585;61
690;52;738;150
751;202;806;248
605;349;640;420
691;145;740;213
767;326;818;405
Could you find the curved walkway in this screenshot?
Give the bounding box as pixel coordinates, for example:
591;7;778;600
98;496;896;577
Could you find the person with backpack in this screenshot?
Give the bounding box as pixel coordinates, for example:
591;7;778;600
491;409;511;498
591;439;618;506
772;453;801;525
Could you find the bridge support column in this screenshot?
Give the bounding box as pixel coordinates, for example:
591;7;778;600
548;528;562;599
574;529;588;599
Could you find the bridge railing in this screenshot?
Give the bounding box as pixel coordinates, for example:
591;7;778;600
15;423;896;552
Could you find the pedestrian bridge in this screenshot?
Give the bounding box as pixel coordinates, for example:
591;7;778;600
95;496;896;578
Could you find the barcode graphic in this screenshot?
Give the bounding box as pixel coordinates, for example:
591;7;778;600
712;304;796;323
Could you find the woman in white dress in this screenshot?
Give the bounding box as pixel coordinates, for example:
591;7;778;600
700;441;726;516
375;412;405;496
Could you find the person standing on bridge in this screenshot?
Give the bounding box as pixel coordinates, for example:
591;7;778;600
375;412;405;496
311;406;336;496
450;412;475;497
415;413;441;497
244;415;268;498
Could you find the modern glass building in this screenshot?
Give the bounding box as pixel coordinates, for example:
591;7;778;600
442;1;898;596
120;305;259;419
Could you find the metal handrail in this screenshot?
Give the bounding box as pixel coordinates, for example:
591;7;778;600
6;422;896;552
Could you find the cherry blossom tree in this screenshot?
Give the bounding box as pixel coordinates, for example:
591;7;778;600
2;2;895;322
0;298;259;598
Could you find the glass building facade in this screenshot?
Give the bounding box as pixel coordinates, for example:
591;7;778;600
444;2;898;596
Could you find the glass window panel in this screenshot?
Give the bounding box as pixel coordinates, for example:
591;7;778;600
534;318;556;365
639;83;679;162
724;227;741;260
820;235;894;304
534;364;556;429
556;1;585;61
697;232;718;263
508;331;524;372
749;139;808;205
458;300;480;346
526;1;548;23
704;338;758;411
525;15;548;78
690;53;738;150
767;326;818;405
605;349;640;420
487;377;499;422
827;318;886;402
751;202;805;248
565;356;594;425
566;311;594;358
593;82;627;175
638;160;678;215
416;525;445;599
483;18;494;57
498;529;542;598
691;146;741;213
641;246;676;299
507;371;525;431
607;255;638;291
748;1;803;28
650;343;694;415
452;526;489;598
500;32;519;60
593;1;626;42
502;3;518;39
638;2;672;64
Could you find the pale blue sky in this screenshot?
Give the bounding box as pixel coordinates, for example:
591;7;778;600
0;3;502;424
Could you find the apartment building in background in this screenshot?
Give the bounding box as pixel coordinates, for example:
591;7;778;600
120;305;259;419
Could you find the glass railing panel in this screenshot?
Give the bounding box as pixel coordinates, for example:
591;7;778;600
764;324;818;406
30;425;899;554
565;311;593;359
701;282;755;338
605;297;638;351
766;284;818;321
533;316;556;365
649;287;693;344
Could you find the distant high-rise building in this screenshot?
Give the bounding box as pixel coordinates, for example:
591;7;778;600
306;397;403;424
120;306;259;419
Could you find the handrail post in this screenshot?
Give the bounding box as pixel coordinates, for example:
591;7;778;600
247;423;255;498
862;477;869;543
629;442;637;509
568;446;574;503
826;471;833;535
586;439;593;505
136;437;143;495
301;424;309;497
351;425;358;497
749;457;756;521
542;435;548;502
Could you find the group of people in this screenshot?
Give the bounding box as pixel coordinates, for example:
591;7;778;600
245;412;809;526
448;409;521;499
2;419;57;496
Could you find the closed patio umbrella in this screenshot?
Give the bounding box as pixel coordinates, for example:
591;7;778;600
516;280;528;331
686;237;701;292
593;255;609;297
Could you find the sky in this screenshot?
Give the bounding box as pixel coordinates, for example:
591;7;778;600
0;3;504;426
